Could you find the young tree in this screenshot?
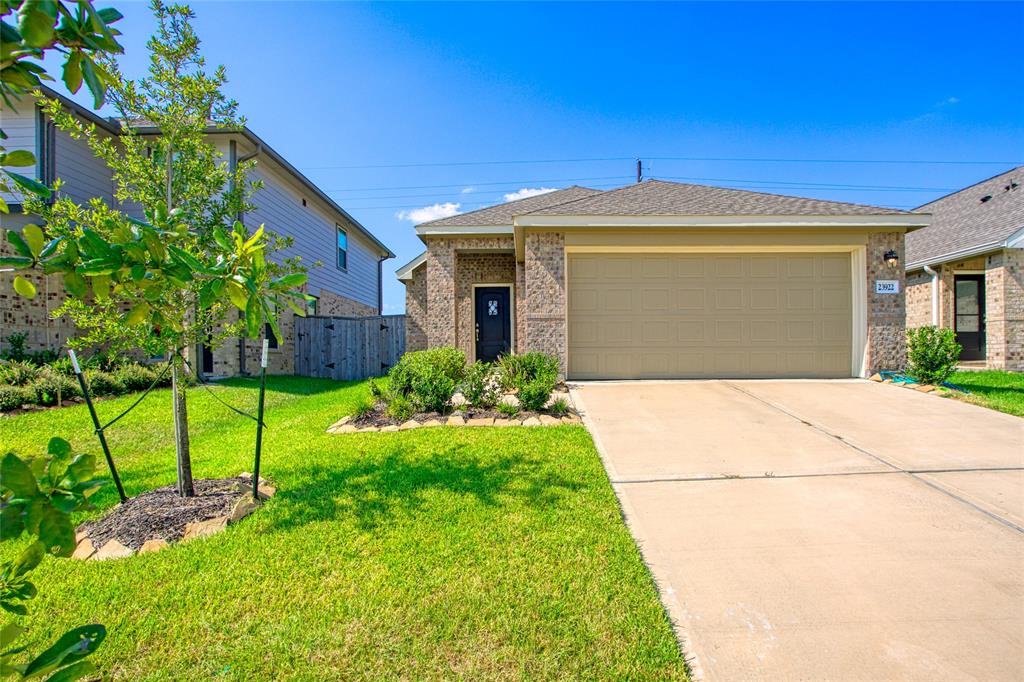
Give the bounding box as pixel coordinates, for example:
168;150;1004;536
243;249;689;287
2;1;309;497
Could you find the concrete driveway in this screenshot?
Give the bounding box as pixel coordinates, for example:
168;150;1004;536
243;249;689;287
570;380;1024;681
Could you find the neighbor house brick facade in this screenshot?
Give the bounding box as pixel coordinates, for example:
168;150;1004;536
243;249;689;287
398;181;928;379
904;167;1023;370
1;86;393;374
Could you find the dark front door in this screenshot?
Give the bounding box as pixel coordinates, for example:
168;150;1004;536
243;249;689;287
201;338;214;375
954;274;985;361
475;286;511;363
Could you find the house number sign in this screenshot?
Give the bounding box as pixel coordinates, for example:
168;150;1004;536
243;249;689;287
875;280;900;294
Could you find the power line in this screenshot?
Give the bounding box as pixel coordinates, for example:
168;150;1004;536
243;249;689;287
305;155;1022;171
323;175;632;193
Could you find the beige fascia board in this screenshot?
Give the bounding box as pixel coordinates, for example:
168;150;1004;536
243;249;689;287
905;241;1006;271
415;224;514;236
395;251;427;282
514;214;930;229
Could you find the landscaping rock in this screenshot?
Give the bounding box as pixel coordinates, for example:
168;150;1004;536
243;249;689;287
230;496;259;522
869;373;883;382
93;539;133;561
256;484;277;500
139;538;169;554
446;415;466;426
500;395;521;408
916;384;937;393
358;426;380;432
467;417;494;427
421;419;444;427
493;418;518;427
328;416;352;430
561;415;581;424
399;420;421;430
380;424;399;432
539;415;562;426
333;424;359;434
522;416;542;426
183;515;229;542
71;538;96;561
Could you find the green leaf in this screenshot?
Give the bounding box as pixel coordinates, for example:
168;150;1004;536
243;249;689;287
245;296;262;338
125;302;150;326
17;0;58;48
62;51;83;94
96;8;124;24
39;236;62;258
12;541;44;577
22;224;44;257
243;224;265;251
5;229;32;258
21;624;106;677
225;281;248;311
79;57;105;109
0;453;38;498
63;272;87;298
0;256;33;268
0;622;25;649
2;150;36;167
47;437;72;460
37;504;75;556
273;273;307;290
13;276;36;299
7;171;51;199
212;227;231;251
64;454;96;484
91;274;110;301
0;505;25;541
45;660;98;682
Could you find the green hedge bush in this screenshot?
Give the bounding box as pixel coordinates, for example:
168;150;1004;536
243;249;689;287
388;347;466;414
497;352;560;412
906;326;961;385
0;385;35;411
461;361;499;408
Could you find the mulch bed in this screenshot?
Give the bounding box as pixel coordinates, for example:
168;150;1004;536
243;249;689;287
79;477;247;551
351;404;558;428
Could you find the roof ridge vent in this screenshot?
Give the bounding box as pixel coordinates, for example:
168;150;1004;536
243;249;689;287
980;194;993;203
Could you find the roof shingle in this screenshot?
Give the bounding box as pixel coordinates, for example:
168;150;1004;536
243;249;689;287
419;186;602;227
525;179;911;217
905;167;1024;267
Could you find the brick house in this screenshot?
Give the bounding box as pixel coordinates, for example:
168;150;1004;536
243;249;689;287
398;180;929;379
905;167;1023;370
1;86;393;375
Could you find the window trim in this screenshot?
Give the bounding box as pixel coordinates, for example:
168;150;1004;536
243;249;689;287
336;224;348;271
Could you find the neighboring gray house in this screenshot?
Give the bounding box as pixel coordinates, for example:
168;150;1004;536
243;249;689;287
905;167;1023;370
0;86;393;374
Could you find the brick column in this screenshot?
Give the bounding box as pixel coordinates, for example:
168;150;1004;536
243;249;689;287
425;238;456;347
524;232;567;375
866;231;907;372
985;249;1024;370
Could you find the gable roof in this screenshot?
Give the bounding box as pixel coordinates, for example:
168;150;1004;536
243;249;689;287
525;179;911;217
418;185;603;227
905;167;1024;268
33;86;394;258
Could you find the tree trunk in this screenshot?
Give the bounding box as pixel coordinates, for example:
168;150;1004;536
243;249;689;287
171;352;195;497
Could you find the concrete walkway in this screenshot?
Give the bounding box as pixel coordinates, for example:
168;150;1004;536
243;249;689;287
570;380;1024;681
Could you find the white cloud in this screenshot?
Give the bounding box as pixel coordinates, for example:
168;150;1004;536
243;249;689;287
503;187;557;202
461;186;476;194
946;96;960;105
396;202;461;223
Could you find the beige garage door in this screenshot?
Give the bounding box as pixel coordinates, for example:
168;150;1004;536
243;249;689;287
568;253;852;379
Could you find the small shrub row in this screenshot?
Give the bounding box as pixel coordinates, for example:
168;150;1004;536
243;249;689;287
0;357;174;412
906;326;961;385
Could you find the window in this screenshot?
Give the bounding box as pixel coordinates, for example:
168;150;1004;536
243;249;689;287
264;322;279;349
307;296;318;316
336;226;348;270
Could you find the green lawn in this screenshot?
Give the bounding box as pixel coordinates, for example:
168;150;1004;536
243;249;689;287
0;376;686;680
947;370;1024;417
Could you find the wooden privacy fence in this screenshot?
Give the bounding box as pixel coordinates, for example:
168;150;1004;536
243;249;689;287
294;315;406;381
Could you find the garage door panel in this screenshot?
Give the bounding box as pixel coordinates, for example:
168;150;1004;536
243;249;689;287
568;253;852;379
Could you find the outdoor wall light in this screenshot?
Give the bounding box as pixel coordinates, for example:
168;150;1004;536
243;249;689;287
884;250;899;268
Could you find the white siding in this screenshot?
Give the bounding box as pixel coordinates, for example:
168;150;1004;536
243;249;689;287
0;102;38;205
246;161;380;308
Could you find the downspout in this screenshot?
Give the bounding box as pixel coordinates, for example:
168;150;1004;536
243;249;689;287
229;139;247;375
923;264;939;326
377;256;384;315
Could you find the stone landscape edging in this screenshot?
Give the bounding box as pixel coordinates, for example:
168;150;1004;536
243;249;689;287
326;412;581;434
70;472;275;561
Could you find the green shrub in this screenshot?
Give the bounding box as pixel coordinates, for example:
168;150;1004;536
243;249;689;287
461;361;498;408
497;352;559;391
0;385;35;411
48;356;78;377
84;370;125;396
906;326;961;385
388;347;466;414
548;398;570;416
497;401;519;417
114;363;160;392
0;331;28;362
0;360;41;386
386;395;415;422
353;401;375;419
368;378;387;402
518;376;557;412
30;372;81;406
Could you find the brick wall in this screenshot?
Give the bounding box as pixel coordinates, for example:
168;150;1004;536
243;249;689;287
523;232;567;374
986;248;1024;371
865;231;907;372
317;288;377;317
905;270;934;328
404;264;427;352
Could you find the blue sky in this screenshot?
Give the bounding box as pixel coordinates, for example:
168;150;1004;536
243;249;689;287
52;1;1024;312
